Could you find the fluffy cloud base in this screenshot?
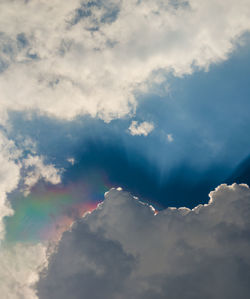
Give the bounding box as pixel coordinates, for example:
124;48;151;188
37;183;250;299
0;0;250;123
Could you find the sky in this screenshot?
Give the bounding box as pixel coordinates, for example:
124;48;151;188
0;1;250;298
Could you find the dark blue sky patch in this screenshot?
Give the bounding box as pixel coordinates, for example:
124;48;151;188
7;111;229;209
64;139;227;209
227;155;250;186
16;33;29;49
68;0;121;29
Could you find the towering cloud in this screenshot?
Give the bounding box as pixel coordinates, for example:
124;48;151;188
37;184;250;299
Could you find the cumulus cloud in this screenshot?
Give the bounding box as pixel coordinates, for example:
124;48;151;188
128;121;154;136
37;184;250;299
0;0;249;123
0;243;48;299
0;1;250;298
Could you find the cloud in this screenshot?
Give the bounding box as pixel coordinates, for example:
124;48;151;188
0;131;61;298
37;183;250;299
0;134;60;298
0;132;22;240
0;243;47;299
128;121;154;136
22;155;62;195
0;0;249;123
67;157;75;165
0;128;62;240
167;133;174;142
0;1;250;298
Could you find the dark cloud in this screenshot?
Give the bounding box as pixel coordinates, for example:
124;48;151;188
37;184;250;299
37;220;135;299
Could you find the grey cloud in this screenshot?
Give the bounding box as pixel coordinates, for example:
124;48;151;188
37;221;135;299
37;184;250;299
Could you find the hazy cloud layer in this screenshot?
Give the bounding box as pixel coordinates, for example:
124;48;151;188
0;0;249;123
37;184;250;299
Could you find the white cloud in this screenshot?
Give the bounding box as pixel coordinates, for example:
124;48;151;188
37;184;250;299
0;0;249;123
0;243;48;299
22;155;62;195
0;132;61;299
0;132;22;241
0;129;61;239
129;121;154;136
167;133;174;142
0;132;49;299
67;157;75;165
